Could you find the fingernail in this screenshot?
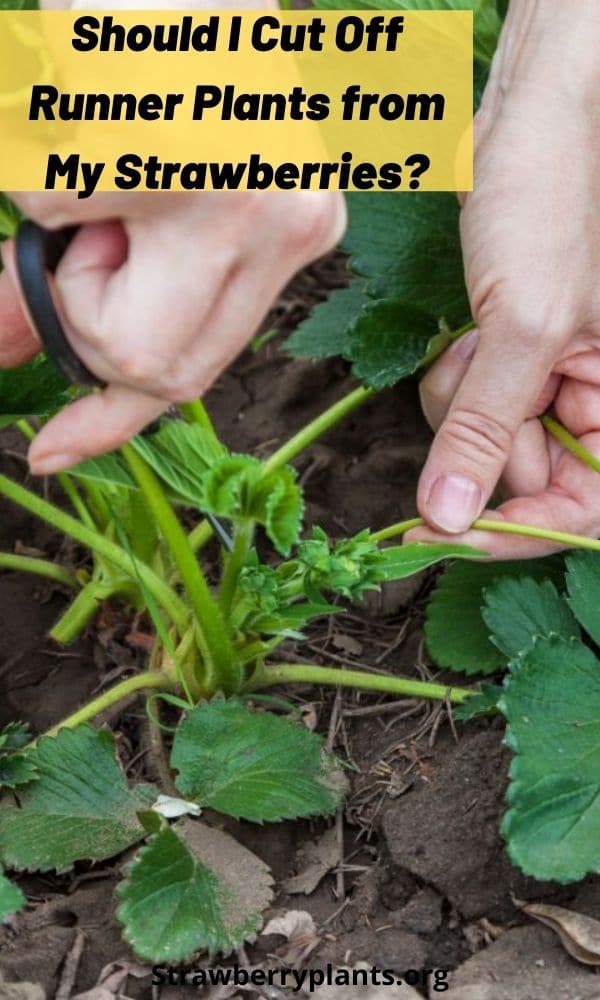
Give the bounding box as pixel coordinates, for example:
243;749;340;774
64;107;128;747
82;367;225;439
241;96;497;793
453;329;479;362
29;452;82;475
426;474;482;533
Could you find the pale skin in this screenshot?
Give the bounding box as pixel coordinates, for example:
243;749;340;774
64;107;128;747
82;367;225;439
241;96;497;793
1;0;599;559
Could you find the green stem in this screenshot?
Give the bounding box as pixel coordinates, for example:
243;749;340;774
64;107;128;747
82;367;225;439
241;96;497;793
43;670;173;737
181;400;217;436
475;518;600;552
0;471;188;630
541;415;600;476
49;579;133;645
261;385;375;475
252;663;471;704
121;444;241;694
372;519;424;543
373;516;600;553
219;520;254;614
16;420;96;529
0;552;77;588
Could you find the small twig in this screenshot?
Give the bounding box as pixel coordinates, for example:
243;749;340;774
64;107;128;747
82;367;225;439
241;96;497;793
326;688;343;754
335;809;346;901
55;928;85;1000
344;698;418;719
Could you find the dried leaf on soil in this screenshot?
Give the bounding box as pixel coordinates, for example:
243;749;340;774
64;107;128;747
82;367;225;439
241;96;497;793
522;902;600;966
117;819;273;962
282;826;339;895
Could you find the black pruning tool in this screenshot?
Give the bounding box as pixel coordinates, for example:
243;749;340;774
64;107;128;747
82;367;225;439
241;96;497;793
15;220;233;550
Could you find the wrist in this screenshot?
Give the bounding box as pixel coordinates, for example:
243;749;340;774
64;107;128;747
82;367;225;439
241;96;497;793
502;0;600;104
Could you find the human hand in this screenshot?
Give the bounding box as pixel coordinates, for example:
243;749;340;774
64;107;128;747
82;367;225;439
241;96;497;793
410;0;600;557
0;0;346;474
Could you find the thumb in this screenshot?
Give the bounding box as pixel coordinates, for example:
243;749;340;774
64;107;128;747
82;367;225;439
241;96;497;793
417;324;557;534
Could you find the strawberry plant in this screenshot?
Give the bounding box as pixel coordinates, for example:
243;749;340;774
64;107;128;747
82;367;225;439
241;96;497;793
0;196;488;958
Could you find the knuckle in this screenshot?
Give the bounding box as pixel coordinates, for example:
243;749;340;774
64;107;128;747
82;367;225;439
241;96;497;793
111;348;161;385
13;193;72;229
473;281;570;350
286;192;346;259
439;406;513;466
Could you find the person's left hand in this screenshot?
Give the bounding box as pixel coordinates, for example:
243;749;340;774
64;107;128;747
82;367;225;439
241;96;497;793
405;329;600;558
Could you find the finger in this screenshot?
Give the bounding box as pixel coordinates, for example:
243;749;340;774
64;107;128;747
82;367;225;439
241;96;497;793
28;385;168;475
408;429;600;558
420;329;479;430
498;417;552;498
416;320;560;535
0;258;39;366
52;192;344;399
421;329;559;433
554;378;600;438
51;211;232;393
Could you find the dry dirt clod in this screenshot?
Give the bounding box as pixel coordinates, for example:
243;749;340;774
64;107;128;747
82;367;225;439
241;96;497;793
442;925;600;1000
0;973;45;1000
522;901;600;966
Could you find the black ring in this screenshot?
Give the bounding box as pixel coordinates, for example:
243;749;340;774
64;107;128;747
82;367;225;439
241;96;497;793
15;221;103;388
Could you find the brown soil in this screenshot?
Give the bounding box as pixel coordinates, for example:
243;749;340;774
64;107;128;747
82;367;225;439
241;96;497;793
1;255;599;999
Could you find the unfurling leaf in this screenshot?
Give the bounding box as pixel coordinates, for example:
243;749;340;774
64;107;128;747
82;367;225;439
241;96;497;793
203;458;303;555
171;698;346;822
501;636;600;881
0;866;25;922
131;420;227;507
522;902;600;966
0;727;156;872
117;819;273;961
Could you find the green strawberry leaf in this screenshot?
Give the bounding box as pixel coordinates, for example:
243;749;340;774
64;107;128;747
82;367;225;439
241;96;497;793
483;577;580;659
377;542;487;579
0;754;38;791
285;281;367;360
347;299;441;389
0;723;37;791
0;727;156;872
0;194;21;238
117;819;273;961
0;722;30;753
453;683;502;721
501;635;600;882
565;551;600;647
0;867;24;922
343;192;470;328
171;698;346;822
425;558;565;675
0;357;70;429
70;453;136;491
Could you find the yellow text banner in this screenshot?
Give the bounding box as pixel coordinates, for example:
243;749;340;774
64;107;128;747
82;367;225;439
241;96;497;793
0;10;473;194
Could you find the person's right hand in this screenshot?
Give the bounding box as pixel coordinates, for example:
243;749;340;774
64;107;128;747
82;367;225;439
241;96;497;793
0;0;346;475
407;0;600;558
